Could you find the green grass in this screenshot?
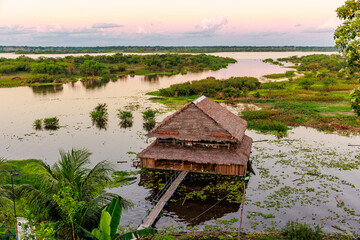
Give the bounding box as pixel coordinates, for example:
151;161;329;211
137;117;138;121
263;73;287;79
0;159;47;187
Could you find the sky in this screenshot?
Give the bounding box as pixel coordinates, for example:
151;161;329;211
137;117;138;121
0;0;345;46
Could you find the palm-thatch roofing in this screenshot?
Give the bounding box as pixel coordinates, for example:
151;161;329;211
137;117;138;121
148;96;248;143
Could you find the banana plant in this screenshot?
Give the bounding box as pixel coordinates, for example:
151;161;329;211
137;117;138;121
84;197;155;240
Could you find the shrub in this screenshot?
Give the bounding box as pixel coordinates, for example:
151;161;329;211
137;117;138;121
281;221;322;240
27;74;55;84
43;117;59;130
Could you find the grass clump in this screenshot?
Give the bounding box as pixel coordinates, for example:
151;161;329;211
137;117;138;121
241;110;278;120
33;119;42;130
142;109;156;131
247;120;289;133
117;110;134;128
281;221;322;240
90;103;108;129
142;109;156;121
43;117;59;130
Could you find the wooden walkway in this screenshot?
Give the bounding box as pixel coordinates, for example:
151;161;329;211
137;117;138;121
139;170;189;229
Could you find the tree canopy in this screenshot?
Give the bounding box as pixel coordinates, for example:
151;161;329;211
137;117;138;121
334;0;360;71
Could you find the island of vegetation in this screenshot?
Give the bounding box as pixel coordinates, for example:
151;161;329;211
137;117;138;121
0;53;236;88
149;54;360;135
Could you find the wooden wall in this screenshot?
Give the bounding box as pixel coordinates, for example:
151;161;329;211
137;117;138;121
140;158;247;176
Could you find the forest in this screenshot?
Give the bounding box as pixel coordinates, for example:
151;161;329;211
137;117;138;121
0;53;235;87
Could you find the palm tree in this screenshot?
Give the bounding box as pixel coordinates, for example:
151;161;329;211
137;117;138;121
17;148;132;238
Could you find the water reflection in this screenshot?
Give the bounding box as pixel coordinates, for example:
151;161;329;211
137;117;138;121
143;120;156;132
119;119;134;129
143;75;160;83
139;171;243;225
31;84;64;95
81;78;110;89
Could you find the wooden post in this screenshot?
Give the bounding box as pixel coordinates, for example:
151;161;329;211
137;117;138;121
237;181;246;240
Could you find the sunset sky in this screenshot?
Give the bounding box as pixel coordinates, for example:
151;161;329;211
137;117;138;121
0;0;345;46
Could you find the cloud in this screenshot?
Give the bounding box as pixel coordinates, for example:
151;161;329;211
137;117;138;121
302;18;342;33
186;16;228;37
92;23;123;29
295;24;302;27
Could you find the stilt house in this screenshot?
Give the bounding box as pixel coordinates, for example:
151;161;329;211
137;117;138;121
138;96;252;176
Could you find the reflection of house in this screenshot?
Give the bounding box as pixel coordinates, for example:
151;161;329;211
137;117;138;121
138;96;252;176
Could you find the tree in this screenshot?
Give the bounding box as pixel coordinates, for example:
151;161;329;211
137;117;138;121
334;0;360;72
17;149;132;239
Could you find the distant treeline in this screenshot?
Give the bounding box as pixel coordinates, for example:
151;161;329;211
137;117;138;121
0;46;336;54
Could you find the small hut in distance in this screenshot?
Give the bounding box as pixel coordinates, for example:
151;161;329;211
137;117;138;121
138;96;252;176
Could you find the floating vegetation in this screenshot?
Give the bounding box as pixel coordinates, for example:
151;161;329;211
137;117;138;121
244;137;360;235
143;109;156;131
43;117;59;130
90;103;108;130
117;110;134;129
33;119;42;130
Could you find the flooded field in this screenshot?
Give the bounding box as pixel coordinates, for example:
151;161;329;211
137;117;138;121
1;52;359;235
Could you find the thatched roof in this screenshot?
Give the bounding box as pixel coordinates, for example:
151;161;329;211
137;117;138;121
148;96;248;143
138;135;252;166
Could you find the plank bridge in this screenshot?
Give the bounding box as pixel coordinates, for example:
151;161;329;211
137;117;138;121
139;170;189;229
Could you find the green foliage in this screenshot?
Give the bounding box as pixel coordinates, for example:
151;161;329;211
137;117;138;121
107;197;122;239
298;79;314;90
334;0;360;71
117;110;133;121
281;221;322;240
117;228;156;240
90;103;109;129
81;60;106;76
27;74;55;84
158;77;260;98
142;109;156;120
15;149;129;239
53;184;85;240
247;120;289;133
322;77;338;91
33;119;42;130
350;87;360;116
117;110;134;128
43;117;59;130
241;110;278;120
92;209;112;240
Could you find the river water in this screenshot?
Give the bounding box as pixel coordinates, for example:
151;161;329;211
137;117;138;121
1;52;359;235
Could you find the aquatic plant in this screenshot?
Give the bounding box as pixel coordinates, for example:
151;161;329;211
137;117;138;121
43;117;59;130
142;109;156;121
33;119;42;130
117;110;134;129
281;221;322;240
90;103;108;129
